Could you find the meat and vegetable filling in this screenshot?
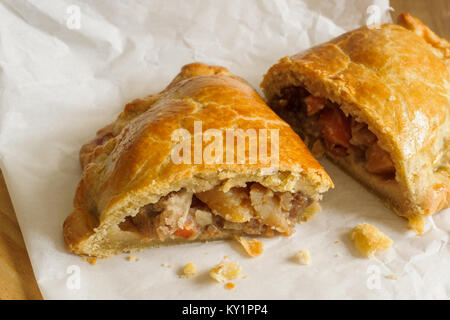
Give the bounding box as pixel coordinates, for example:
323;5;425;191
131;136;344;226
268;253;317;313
275;87;396;179
119;183;313;241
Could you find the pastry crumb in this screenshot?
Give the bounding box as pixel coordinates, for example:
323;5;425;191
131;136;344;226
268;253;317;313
295;249;311;265
161;263;173;268
298;202;321;222
350;223;393;258
181;262;197;278
335;253;340;258
334;240;339;244
386;274;398;280
235;236;264;257
225;282;235;290
408;215;425;234
127;255;136;261
81;256;98;265
209;260;242;283
243;275;248;279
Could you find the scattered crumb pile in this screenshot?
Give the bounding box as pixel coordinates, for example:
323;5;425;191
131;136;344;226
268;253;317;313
295;249;311;265
161;263;173;268
82;256;98;265
182;262;198;278
235;236;263;257
209;260;242;283
350;223;393;258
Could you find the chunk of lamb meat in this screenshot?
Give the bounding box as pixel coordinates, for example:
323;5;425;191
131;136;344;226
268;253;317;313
365;143;395;175
349;121;377;148
304;95;326;116
317;107;351;156
249;184;292;234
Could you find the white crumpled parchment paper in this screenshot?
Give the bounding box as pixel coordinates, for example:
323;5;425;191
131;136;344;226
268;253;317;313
0;0;448;300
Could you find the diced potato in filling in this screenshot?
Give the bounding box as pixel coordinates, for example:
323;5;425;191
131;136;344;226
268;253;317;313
250;184;292;234
196;186;253;223
194;209;213;227
119;183;312;240
155;190;193;239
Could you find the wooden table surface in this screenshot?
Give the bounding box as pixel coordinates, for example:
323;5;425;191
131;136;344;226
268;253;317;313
0;0;448;300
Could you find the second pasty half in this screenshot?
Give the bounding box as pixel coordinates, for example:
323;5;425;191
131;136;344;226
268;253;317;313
261;13;449;232
63;63;333;257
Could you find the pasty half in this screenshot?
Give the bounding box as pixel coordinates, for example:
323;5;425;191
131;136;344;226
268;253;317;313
261;14;449;232
64;63;333;257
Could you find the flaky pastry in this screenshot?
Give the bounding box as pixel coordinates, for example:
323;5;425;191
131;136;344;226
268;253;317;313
63;63;332;257
261;14;449;232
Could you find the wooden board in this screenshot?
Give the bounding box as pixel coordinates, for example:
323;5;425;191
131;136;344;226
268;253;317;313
0;0;447;300
0;172;42;299
390;0;449;39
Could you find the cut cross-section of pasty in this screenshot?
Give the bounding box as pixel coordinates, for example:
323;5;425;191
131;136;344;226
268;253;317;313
63;62;333;257
261;13;449;232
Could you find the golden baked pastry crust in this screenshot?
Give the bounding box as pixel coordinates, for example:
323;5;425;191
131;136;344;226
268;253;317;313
261;14;449;231
64;62;333;257
397;13;450;66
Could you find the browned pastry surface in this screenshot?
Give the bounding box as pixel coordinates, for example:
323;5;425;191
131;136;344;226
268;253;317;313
64;63;333;257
